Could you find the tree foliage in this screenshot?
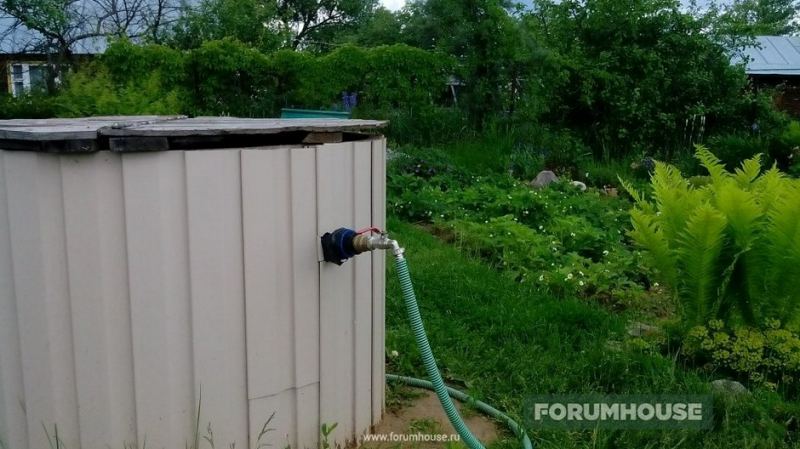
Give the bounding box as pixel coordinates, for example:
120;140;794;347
525;0;761;158
166;0;287;52
50;38;455;118
721;0;799;36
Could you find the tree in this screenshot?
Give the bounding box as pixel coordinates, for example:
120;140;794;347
522;0;758;158
1;0;180;91
399;0;522;127
167;0;287;52
276;0;378;49
331;6;404;47
721;0;799;36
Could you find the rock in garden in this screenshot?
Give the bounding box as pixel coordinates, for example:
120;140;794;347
626;321;662;337
528;170;559;188
571;180;587;191
710;379;750;395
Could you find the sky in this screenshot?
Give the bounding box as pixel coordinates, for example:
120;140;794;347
380;0;534;10
381;0;408;10
380;0;716;11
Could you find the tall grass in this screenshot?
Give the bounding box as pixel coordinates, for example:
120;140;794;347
384;217;800;448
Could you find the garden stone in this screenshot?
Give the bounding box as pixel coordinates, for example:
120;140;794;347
626;321;662;337
528;170;559;188
571;180;587;191
710;379;750;395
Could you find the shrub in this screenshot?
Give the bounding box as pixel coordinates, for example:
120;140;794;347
56;67;182;117
386;160;648;305
0;93;58;119
706;133;768;171
624;147;800;330
684;319;800;390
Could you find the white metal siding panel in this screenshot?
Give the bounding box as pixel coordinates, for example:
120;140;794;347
0;152;28;449
242;148;295;401
248;388;296;449
122;152;196;448
289;147;322;449
61;153;137;448
371;138;387;425
185;150;249;449
353;140;374;437
0;137;386;449
4;152;81;449
294;382;320;449
317;142;357;446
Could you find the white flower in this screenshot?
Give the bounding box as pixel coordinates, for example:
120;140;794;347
539;225;544;230
539;275;544;281
490;234;494;238
570;232;576;237
390;350;399;358
579;271;584;276
440;214;445;218
654;283;660;287
603;250;609;256
567;273;574;280
579;281;585;286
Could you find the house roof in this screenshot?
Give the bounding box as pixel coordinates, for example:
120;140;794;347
740;36;800;76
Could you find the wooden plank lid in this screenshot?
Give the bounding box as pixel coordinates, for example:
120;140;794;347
0;116;387;153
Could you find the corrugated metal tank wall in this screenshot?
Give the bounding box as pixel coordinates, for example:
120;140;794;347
0;139;386;449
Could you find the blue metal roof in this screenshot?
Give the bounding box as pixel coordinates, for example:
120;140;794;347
740;36;800;76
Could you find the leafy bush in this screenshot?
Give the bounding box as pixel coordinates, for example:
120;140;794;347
366;107;470;147
685;319;800;390
57;67;183;117
0;93;58;119
507;143;546;181
387;156;649;306
624;147;800;330
790;163;800;178
449;215;648;305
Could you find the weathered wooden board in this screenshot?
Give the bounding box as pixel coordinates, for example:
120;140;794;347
99;117;387;137
0;116;186;141
0;117;387;153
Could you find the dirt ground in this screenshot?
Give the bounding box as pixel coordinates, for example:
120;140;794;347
360;389;500;449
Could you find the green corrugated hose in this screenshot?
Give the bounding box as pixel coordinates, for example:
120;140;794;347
389;257;534;449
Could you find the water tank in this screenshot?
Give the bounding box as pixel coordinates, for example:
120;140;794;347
0;116;387;449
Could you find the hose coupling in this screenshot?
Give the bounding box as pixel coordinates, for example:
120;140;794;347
321;228;404;265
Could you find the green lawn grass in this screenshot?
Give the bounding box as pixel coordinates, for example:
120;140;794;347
384;217;800;449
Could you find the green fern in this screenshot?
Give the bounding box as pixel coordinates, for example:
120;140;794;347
676;203;727;324
623;146;800;331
